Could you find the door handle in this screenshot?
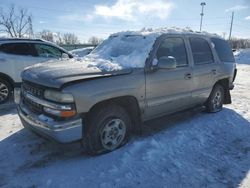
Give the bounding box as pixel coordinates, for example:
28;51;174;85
211;69;217;75
184;73;192;80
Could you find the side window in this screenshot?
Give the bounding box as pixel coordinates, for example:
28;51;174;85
211;38;235;62
156;37;188;67
0;43;37;56
189;38;214;65
34;44;62;58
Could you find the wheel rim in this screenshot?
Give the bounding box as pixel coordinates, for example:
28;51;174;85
100;118;126;150
0;82;9;103
212;90;222;110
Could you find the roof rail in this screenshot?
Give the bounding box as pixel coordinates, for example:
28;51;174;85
0;38;44;42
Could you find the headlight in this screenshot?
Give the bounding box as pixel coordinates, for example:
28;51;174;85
44;90;74;103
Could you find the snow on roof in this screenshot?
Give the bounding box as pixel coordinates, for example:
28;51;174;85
77;27;220;71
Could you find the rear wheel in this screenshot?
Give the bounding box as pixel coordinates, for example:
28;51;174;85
206;84;224;112
0;78;12;104
83;104;131;155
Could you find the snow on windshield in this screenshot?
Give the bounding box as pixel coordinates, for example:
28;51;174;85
81;32;158;71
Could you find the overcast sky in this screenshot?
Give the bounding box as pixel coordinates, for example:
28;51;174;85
1;0;250;42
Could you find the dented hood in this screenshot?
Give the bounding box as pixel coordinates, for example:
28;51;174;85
21;60;132;89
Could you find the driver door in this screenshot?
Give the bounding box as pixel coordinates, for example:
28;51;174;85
145;36;193;120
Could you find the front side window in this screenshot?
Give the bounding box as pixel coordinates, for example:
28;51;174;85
0;43;36;56
189;38;214;65
34;44;62;58
156;37;188;67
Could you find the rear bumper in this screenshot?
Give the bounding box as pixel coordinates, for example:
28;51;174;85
17;104;83;143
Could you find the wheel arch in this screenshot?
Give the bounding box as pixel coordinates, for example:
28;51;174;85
86;95;142;134
214;78;231;104
0;72;15;89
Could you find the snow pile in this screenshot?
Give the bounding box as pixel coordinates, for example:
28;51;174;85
76;27;218;71
70;47;94;57
234;49;250;64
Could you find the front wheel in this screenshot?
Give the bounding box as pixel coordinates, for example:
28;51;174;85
83;104;131;155
206;84;224;113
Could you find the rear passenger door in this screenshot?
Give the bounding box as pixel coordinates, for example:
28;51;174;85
189;37;219;105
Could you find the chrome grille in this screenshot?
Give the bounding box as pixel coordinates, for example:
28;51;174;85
21;81;44;114
22;81;44;98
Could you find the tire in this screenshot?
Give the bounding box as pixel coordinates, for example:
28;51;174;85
83;104;132;155
206;84;224;113
0;78;12;104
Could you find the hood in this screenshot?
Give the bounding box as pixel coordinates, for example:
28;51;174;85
21;59;132;89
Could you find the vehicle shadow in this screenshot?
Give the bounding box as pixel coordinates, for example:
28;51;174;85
0;107;250;187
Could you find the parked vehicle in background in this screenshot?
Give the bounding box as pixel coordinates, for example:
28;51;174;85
15;29;237;155
0;38;73;104
70;47;94;57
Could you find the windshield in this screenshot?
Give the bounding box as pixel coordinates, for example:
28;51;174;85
85;33;157;69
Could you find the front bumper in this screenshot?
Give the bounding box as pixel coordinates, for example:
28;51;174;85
17;102;83;143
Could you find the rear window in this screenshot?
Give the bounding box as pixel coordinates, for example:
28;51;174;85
211;38;235;62
0;43;37;56
189;38;214;65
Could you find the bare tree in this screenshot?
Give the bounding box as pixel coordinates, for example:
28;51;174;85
88;36;103;45
0;5;33;38
55;32;64;45
63;33;79;45
229;38;250;49
37;30;54;42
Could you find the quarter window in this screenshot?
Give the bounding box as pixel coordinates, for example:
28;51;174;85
211;38;235;62
34;44;62;58
189;38;214;65
156;37;188;67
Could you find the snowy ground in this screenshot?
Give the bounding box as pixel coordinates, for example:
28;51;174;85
1;58;250;188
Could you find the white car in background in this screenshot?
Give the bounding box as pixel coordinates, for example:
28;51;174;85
70;47;94;57
0;38;73;104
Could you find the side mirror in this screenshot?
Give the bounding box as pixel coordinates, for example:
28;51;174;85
157;56;177;69
62;53;69;59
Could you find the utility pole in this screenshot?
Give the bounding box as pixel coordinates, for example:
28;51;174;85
229;11;234;41
200;2;206;32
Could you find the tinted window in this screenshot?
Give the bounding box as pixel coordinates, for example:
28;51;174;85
189;38;214;65
0;43;37;56
211;38;235;62
34;44;62;58
156;37;188;67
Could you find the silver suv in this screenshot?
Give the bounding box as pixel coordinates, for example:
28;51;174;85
15;31;237;155
0;38;73;104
